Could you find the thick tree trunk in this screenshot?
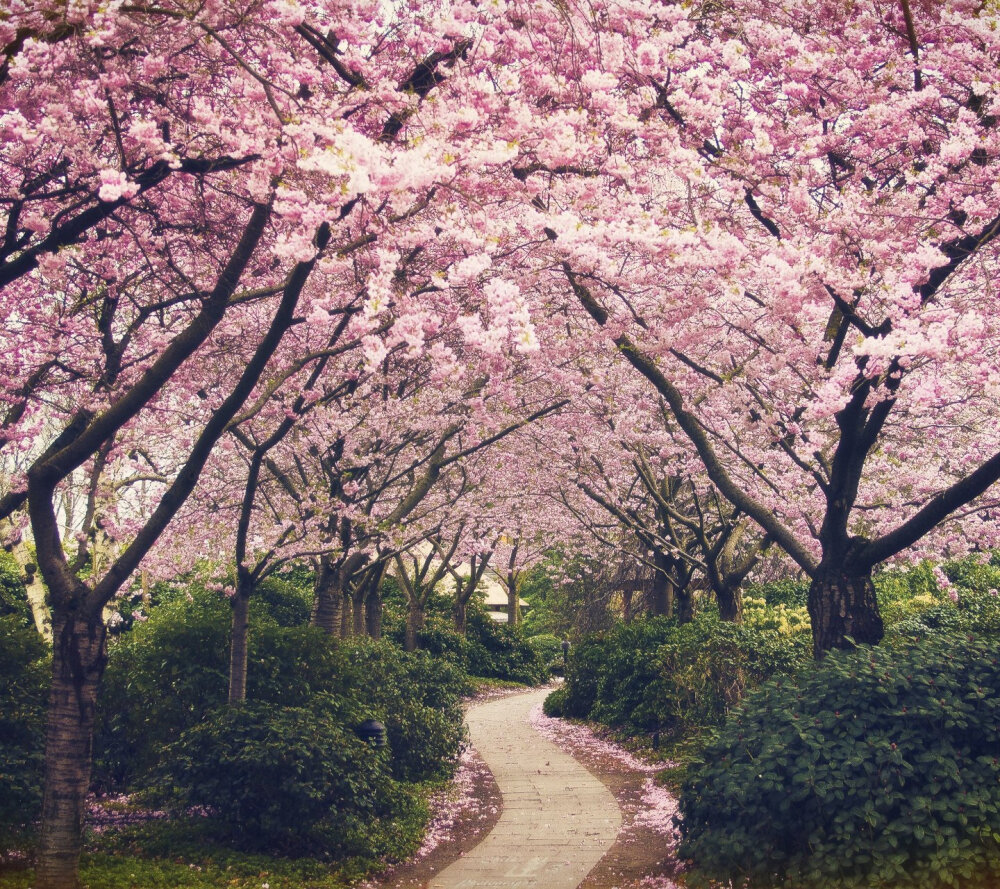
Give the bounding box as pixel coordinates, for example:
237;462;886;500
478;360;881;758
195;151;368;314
675;585;694;624
36;612;107;889
716;583;743;623
405;600;424;652
506;581;520;625
808;564;884;657
454;598;467;634
365;586;382;639
648;562;674;617
228;584;252;704
310;560;344;636
352;585;366;636
340;592;353;638
622;587;634;623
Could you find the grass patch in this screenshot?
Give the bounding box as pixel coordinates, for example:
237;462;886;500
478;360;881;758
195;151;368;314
0;807;407;889
0;851;368;889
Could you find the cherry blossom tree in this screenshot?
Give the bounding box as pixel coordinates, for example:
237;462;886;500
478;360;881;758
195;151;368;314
0;0;494;882
481;0;1000;655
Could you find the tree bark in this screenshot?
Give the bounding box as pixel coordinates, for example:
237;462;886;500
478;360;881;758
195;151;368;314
716;583;743;623
340;592;353;638
648;556;674;617
228;581;252;704
36;611;107;889
310;568;344;636
675;584;695;623
365;586;382;639
454;598;467;634
405;599;424;652
808;563;884;657
351;584;366;636
506;580;520;625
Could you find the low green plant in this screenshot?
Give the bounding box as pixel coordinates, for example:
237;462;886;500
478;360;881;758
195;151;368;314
678;632;1000;889
0;614;49;844
155;699;424;858
341;637;468;782
463;610;549;685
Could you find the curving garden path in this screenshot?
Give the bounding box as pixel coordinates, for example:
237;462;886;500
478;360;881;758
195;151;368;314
428;687;622;889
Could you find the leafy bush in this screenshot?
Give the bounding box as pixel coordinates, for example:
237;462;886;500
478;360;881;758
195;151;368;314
97;587;354;789
678;633;1000;889
543;683;569;717
557;615;808;738
655;616;809;740
528;633;563;670
587;617;680;731
746;578;809;607
341;638;468;783
464;611;548;685
0;614;49;837
156;700;423;858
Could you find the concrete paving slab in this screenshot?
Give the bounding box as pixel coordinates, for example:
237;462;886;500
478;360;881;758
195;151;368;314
428;687;621;889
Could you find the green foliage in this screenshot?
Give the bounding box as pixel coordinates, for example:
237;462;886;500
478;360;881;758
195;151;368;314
0;846;371;889
542;683;569;717
527;633;563;669
587;617;680;731
655;616;809;740
95;584;464;794
464;610;549;685
0;552;32;624
678;633;1000;889
0;614;49;838
341;637;468;783
155;700;424;859
557;614;808;739
745;577;809;608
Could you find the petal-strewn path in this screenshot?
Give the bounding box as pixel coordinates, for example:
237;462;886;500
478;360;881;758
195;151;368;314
428;687;622;889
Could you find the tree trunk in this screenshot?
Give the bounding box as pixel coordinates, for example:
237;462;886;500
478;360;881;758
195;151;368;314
506;580;520;625
352;585;366;636
340;592;353;638
454;598;467;634
228;583;252;704
648;559;674;617
675;584;694;623
365;586;382;639
716;583;743;623
310;559;343;636
622;587;634;623
36;612;107;889
405;600;424;652
808;563;884;657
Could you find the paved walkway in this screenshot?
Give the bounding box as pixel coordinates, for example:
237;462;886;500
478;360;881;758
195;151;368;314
429;687;621;889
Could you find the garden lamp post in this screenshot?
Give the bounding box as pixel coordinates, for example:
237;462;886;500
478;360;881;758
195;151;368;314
357;718;387;748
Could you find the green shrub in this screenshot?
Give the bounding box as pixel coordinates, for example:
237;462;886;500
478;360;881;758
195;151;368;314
95;587;351;790
588;617;680;731
559;615;808;739
559;633;607;717
0;614;49;838
528;633;565;670
155;700;422;858
341;638;467;783
464;611;548;685
678;633;1000;889
543;684;568;717
656;616;809;740
746;578;809;607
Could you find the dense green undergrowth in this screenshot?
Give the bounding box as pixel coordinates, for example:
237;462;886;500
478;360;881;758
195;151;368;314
546;556;1000;889
0;565;551;883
